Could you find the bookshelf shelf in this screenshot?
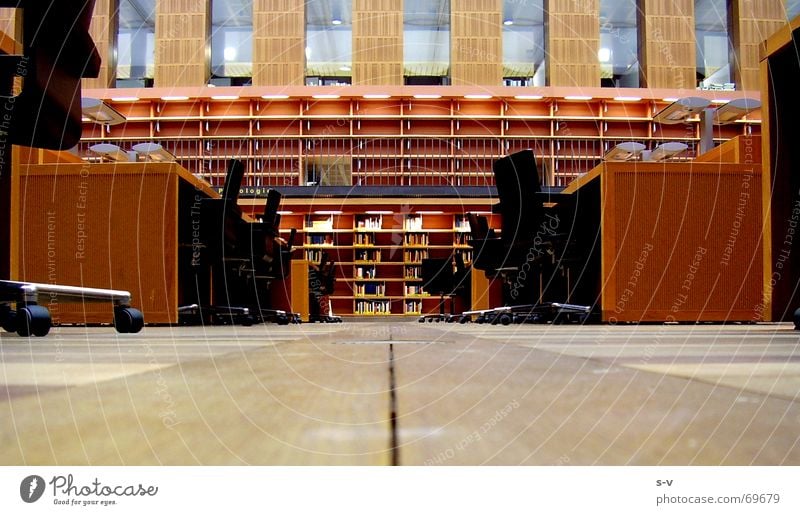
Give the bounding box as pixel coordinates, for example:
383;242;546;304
80;88;759;188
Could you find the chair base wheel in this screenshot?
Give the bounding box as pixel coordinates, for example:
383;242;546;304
16;305;51;337
114;307;144;333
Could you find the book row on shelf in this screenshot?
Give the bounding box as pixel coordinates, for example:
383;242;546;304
404;285;427;296
404;250;429;263
355;300;391;315
405;233;429;246
405;300;423;315
355;266;377;279
355;215;383;230
354;283;386;297
354;233;375;246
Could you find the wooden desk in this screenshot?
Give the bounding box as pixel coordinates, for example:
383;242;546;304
565;159;763;322
16;162;218;324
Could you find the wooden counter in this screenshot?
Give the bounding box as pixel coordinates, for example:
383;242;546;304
16;161;217;324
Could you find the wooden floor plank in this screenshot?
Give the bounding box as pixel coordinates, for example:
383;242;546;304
0;329;392;465
392;326;800;465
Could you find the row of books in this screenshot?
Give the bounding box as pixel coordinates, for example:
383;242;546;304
355;216;383;230
355;283;386;296
405;301;422;314
354;233;375;246
355;300;391;315
355;266;377;279
405;233;429;246
404;250;429;263
404;285;428;296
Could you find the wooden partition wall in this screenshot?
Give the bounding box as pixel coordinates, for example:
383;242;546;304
730;0;786;92
83;0;115;89
638;0;696;89
546;0;599;87
593;160;763;322
352;0;403;85
253;0;305;86
154;0;209;87
450;0;502;86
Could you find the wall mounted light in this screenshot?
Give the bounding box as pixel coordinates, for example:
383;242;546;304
604;142;646;161
132;142;176;162
88;143;134;162
81;98;126;125
653;97;710;124
644;142;688;162
713;98;761;124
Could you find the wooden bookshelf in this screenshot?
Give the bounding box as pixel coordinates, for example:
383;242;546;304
79;87;762;188
270;203;499;317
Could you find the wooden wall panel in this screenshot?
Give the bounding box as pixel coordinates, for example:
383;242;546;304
0;7;18;54
639;0;696;89
253;0;305;86
18;163;182;324
451;0;502;86
83;0;115;89
731;0;786;91
546;0;600;87
601;160;762;322
154;0;209;87
353;0;403;85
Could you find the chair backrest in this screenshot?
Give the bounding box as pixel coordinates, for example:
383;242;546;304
261;189;282;228
221;159;245;201
493;149;545;247
421;258;455;295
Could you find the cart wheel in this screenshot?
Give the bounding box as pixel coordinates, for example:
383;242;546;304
1;306;17;333
459;315;470;324
276;315;289;325
17;305;51;337
794;308;800;330
114;307;144;334
499;314;512;326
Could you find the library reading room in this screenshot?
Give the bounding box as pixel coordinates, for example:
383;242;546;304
0;0;799;469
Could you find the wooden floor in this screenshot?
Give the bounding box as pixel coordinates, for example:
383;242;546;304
1;321;798;465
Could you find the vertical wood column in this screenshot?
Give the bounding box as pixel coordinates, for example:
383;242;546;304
639;0;696;89
451;0;502;86
253;0;305;86
154;0;209;88
83;0;115;89
0;7;18;53
352;0;403;85
545;0;600;87
730;0;785;91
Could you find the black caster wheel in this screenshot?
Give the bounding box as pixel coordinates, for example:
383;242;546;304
17;305;51;337
276;316;289;325
475;315;485;324
418;317;425;323
1;307;17;333
241;316;254;327
114;307;144;334
499;314;512;326
794;308;800;330
459;316;469;324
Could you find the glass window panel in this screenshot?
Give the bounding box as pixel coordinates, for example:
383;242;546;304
787;0;800;20
502;0;545;86
306;0;352;85
599;0;640;87
695;0;732;89
404;0;450;84
116;0;156;86
211;0;253;80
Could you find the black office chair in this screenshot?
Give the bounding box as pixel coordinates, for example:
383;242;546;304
308;253;342;323
463;149;591;325
418;255;470;323
179;159;299;325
